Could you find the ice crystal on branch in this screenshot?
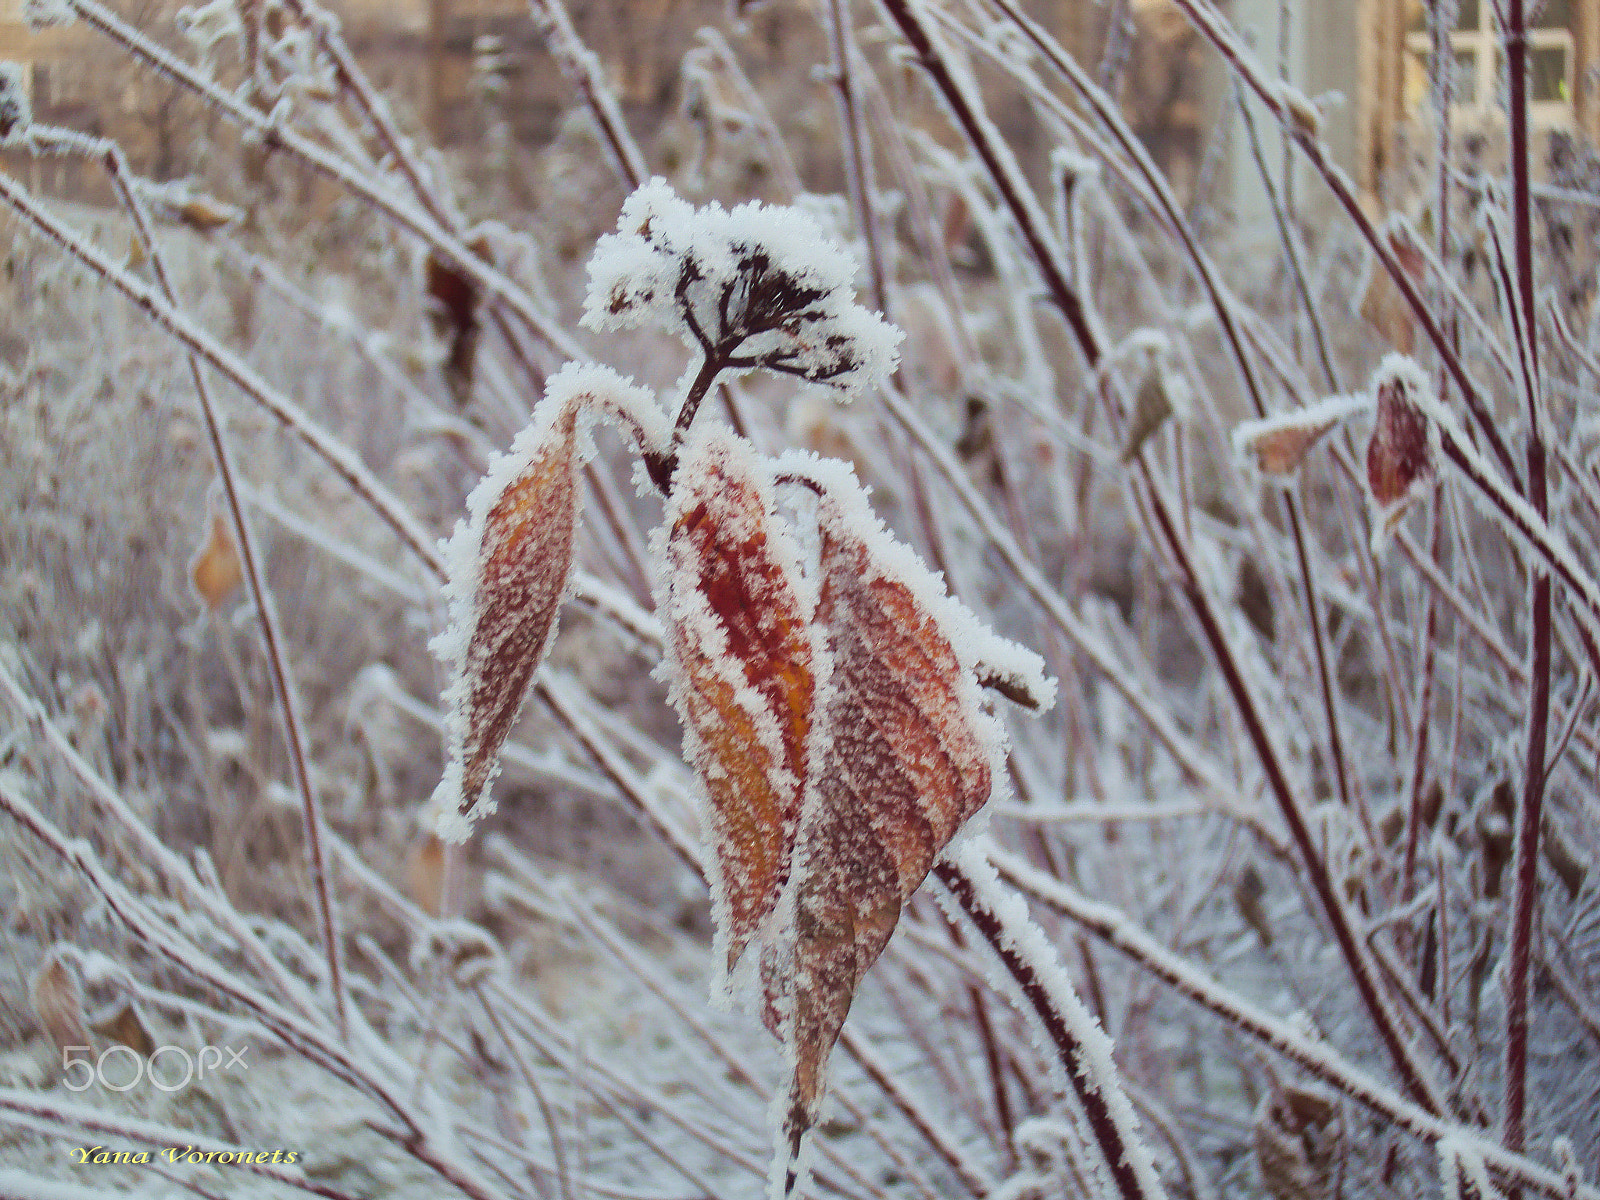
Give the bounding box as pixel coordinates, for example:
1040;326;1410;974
431;364;664;840
582;178;902;399
656;426;817;984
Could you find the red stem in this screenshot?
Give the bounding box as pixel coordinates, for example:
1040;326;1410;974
1503;0;1551;1161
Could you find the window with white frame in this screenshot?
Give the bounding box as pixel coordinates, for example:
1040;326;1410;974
1403;0;1577;127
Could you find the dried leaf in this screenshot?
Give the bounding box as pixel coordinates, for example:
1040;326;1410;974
406;830;448;917
1358;222;1427;353
1120;366;1173;463
426;234;492;406
433;364;663;839
189;512;242;610
176;196;240;232
767;465;1037;1196
1233;395;1365;479
89;998;155;1057
1365;358;1433;546
441;405;577;826
1255;1082;1343;1200
1234;863;1273;947
659;428;815;978
30;948;88;1055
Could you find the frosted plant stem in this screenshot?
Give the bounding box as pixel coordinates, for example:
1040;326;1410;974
80;136;349;1042
472;986;574;1200
973;0;1363;839
877;0;1102;363
529;0;649;190
823;0;888;317
989;851;1600;1200
1138;474;1447;1115
1160;0;1520;484
1502;0;1549;1165
0;662;321;1023
935;848;1167;1200
0;169;446;579
63;0;581;362
0;784;512;1200
839;1028;995;1197
878;391;1229;800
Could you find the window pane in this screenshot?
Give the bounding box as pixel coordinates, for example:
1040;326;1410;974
1455;48;1480;102
1407;1;1479;33
1530;44;1569;101
1533;0;1571;29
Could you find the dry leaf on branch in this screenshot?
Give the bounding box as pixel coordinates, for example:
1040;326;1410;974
1364;355;1433;549
189;511;243;610
425;233;493;406
657;426;817;981
1232;394;1366;479
762;454;1053;1198
432;364;664;839
30;946;88;1055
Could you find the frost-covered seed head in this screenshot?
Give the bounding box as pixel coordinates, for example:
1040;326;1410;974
583;178;902;399
0;63;32;146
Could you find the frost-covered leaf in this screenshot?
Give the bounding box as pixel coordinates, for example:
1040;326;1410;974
89;998;155;1057
425;234;492;407
189;511;242;610
1365;356;1433;548
432;364;664;840
1357;219;1427;354
1121;364;1175;463
1233;394;1367;479
1254;1082;1342;1200
30;947;87;1055
764;453;1053;1197
657;426;816;981
582;178;902;399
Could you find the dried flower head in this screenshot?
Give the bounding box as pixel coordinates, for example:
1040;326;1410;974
583;178;902;399
0;63;32;146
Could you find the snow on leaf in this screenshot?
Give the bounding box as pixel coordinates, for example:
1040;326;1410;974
1365;355;1433;549
431;364;664;841
656;425;816;984
765;452;1053;1197
1233;394;1368;479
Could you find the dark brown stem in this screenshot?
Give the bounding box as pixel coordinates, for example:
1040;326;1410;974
935;860;1160;1200
646;353;728;493
878;0;1103;364
1162;0;1521;487
1142;488;1445;1115
1503;0;1550;1163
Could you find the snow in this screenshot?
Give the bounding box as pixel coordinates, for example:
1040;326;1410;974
582;178;902;399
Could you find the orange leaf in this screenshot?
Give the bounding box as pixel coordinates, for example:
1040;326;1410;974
189;512;242;610
660;428;815;978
